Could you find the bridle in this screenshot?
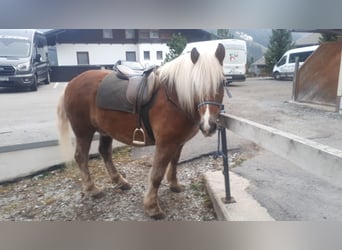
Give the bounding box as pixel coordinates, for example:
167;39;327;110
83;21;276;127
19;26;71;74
197;101;224;110
197;80;226;111
163;80;226;119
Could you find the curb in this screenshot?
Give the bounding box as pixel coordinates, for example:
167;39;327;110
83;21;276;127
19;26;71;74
204;171;274;221
0;140;59;153
0;134;101;154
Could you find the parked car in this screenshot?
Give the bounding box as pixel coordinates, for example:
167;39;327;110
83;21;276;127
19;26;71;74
273;45;319;80
0;29;50;91
113;60;145;75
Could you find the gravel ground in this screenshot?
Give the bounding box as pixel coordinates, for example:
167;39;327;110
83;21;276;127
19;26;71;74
0;146;242;221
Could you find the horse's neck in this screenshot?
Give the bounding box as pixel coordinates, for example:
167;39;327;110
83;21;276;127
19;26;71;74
160;83;200;122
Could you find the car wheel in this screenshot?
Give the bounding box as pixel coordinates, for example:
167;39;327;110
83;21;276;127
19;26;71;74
274;72;281;80
30;75;38;91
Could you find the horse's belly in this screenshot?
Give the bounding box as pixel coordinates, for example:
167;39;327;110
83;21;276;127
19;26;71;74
93;109;155;146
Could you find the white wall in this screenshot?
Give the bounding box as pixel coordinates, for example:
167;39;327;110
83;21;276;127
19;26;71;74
138;43;169;66
55;43;169;66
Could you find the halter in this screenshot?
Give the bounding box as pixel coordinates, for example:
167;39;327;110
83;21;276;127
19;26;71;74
197;101;224;110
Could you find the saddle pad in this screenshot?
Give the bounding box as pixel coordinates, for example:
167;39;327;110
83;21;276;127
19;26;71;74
96;72;134;113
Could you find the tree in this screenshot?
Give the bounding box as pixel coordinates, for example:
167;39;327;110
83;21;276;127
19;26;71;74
165;33;187;62
217;29;234;39
264;29;294;72
247;56;255;73
319;33;337;43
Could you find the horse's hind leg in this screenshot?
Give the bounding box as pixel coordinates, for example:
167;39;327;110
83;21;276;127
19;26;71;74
166;145;184;193
75;135;104;198
98;135;132;190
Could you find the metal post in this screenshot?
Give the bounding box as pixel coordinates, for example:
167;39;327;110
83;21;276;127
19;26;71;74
218;106;236;204
292;56;300;101
219;125;235;204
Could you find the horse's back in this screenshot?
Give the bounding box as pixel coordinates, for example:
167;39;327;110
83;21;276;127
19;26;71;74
66;70;110;93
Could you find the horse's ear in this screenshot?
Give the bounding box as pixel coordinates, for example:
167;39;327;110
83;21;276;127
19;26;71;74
215;43;225;65
191;47;200;64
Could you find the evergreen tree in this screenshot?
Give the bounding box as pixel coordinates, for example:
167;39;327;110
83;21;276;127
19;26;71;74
264;29;294;72
319;33;337;43
247;56;255;73
165;33;187;62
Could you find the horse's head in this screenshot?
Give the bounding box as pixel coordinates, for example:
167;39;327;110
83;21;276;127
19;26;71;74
158;42;226;136
191;43;225;136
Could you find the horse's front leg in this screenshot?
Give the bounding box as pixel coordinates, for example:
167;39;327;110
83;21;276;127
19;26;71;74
144;144;178;219
166;145;184;193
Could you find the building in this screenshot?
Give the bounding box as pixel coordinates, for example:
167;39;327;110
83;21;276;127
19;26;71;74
294;33;320;48
249;56;267;77
45;29;214;67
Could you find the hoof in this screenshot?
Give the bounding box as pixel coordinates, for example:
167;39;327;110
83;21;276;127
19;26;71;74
144;208;166;220
150;212;166;220
170;185;183;193
86;187;105;199
144;200;165;220
116;182;132;191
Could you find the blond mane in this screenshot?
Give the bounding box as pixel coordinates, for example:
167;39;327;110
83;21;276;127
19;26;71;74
157;49;224;115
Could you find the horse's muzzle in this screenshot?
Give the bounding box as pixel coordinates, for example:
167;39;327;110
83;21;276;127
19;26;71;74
199;121;217;137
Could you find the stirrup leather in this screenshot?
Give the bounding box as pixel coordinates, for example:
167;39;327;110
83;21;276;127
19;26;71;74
132;128;146;145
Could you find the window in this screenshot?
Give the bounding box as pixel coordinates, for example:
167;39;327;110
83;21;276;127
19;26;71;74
156;51;163;60
77;52;89;65
277;56;286;66
125;29;135;39
289;51;313;63
149;30;159;39
144;51;150;60
102;29;113;39
35;34;48;61
126;51;136;61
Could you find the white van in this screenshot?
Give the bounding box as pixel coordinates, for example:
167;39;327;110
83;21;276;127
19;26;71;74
182;39;247;83
273;45;318;80
0;29;50;91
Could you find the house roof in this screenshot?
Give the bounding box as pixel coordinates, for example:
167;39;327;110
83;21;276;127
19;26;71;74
293;29;342;36
44;29;215;46
251;56;265;66
295;33;320;47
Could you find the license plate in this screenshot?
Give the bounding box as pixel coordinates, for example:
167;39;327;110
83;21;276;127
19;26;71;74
0;76;9;81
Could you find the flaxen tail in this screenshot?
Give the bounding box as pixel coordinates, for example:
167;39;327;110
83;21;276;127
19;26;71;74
57;94;74;163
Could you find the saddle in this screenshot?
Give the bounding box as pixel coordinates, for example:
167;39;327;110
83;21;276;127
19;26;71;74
116;65;157;108
96;65;158;146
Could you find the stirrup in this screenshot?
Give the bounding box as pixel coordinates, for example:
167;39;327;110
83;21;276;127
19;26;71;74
132;128;146;145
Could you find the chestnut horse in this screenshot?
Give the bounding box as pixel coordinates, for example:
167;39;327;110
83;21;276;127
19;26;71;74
57;43;225;219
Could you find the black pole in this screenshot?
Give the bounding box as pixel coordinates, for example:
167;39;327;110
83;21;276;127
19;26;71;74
218;106;235;204
219;125;235;204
